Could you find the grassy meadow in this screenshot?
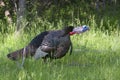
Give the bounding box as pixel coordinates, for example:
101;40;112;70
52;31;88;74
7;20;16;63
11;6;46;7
0;20;120;80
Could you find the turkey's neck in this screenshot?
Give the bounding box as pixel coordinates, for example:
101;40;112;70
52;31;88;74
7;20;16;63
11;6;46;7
69;32;76;35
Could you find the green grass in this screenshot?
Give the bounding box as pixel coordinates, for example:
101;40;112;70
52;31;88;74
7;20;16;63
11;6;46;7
0;27;120;80
0;1;120;79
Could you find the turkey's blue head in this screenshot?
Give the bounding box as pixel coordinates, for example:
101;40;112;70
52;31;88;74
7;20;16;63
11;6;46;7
69;25;89;35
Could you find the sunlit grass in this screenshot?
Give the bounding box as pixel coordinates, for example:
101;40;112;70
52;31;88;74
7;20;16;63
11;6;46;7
0;14;120;80
0;25;120;80
0;1;120;79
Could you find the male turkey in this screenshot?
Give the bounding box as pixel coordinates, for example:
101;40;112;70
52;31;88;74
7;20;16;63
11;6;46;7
7;25;89;65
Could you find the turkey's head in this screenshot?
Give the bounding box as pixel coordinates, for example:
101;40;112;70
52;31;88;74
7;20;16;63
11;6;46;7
69;25;89;35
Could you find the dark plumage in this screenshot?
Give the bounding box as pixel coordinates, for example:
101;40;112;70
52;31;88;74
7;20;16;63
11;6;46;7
7;26;74;61
39;26;74;60
29;31;49;48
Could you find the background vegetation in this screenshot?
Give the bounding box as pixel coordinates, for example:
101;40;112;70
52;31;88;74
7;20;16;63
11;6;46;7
0;0;120;80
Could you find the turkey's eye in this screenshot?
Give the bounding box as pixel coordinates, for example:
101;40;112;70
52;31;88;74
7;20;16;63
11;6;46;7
83;25;86;28
84;26;87;29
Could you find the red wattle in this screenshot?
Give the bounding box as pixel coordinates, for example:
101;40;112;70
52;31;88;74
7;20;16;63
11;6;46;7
69;32;76;35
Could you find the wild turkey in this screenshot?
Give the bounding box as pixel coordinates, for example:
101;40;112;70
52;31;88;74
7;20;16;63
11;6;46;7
7;25;89;65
